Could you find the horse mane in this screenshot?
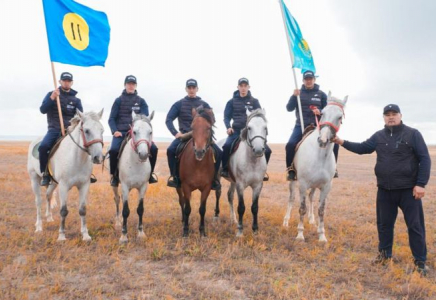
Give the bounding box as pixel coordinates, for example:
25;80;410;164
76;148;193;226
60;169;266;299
241;109;267;141
195;105;215;125
68;111;101;132
132;113;153;129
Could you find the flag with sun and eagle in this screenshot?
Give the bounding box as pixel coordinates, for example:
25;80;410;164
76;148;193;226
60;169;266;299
42;0;110;67
280;0;316;73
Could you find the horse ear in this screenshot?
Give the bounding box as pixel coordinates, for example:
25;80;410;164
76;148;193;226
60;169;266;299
328;91;332;100
149;110;155;121
343;95;348;106
76;108;83;119
191;107;196;118
98;108;104;120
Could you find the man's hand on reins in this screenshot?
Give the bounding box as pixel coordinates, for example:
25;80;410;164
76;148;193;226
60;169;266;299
332;136;344;145
113;131;122;137
227;128;234;135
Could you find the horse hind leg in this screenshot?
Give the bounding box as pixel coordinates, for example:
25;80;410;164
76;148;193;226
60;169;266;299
318;185;331;243
30;175;43;232
45;184;57;222
57;184;69;241
112;186;121;228
213;187;221;222
283;181;297;227
227;183;237;224
296;186;307;241
182;189;192;238
199;189;209;237
308;188;317;225
119;185;130;243
251;184;262;234
236;184;246;238
137;198;145;239
78;184;91;241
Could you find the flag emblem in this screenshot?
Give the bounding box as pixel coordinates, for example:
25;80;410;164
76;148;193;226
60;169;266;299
63;13;89;51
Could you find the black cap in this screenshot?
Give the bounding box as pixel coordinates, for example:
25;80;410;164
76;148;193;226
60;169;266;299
303;70;315;79
186;79;198;87
60;72;73;81
124;75;137;84
383;104;401;114
238;77;249;85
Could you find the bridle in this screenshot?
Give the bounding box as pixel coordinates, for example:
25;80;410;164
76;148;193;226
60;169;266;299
192;115;214;155
128;124;152;162
245;115;268;149
311;102;345;136
68;122;104;155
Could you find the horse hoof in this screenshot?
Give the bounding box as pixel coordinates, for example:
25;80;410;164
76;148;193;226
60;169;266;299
213;216;219;222
283;220;289;227
57;235;66;242
47;217;54;222
119;235;128;244
82;234;92;242
35;228;43;233
137;231;145;239
309;218;316;225
296;234;305;241
318;235;327;243
236;231;243;238
253;230;259;235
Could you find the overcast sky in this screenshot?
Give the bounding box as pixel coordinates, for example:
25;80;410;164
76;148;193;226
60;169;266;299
1;0;435;144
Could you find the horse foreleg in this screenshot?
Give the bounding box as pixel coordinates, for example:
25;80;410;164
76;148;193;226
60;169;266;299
251;184;262;234
112;186;121;228
318;184;331;243
137;184;147;239
182;188;192;238
214;187;221;221
236;184;245;238
199;189;210;237
283;181;296;227
120;185;130;243
57;184;69;241
227;183;237;224
308;188;317;225
78;183;91;241
46;184;57;222
296;186;307;241
176;188;184;223
30;175;43;232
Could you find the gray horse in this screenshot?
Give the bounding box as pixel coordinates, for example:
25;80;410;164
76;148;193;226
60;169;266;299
218;108;268;237
27;109;104;240
283;93;347;242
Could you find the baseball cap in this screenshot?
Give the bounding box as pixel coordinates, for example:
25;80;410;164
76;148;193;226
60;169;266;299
383;104;401;114
60;72;73;81
124;75;137;84
303;70;315;79
238;77;249;85
186;79;198;87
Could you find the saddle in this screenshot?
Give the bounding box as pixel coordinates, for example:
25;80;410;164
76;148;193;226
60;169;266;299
229;137;241;156
295;123;316;153
46;135;69;183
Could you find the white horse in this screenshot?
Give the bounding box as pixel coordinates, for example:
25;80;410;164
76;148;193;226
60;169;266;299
112;112;154;243
219;109;268;237
283;93;347;242
27;109;104;240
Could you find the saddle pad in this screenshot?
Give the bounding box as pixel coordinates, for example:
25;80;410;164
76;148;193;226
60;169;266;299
32;142;42;159
295;124;316;153
229;137;241;156
176;139;191;159
117;134;131;160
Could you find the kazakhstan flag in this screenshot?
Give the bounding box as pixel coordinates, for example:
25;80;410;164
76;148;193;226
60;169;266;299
42;0;110;67
280;0;316;73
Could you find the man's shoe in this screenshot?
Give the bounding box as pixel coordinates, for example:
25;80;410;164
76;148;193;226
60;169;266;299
263;173;269;182
414;260;429;276
167;176;179;188
149;173;158;184
211;179;221;191
110;176;119;187
334;170;339;178
286;170;296;181
372;252;392;266
220;169;230;179
90;174;97;183
40;174;51;186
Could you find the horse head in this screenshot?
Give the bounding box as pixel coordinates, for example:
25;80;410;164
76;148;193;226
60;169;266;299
318;92;348;148
241;108;268;157
130;111;154;162
191;105;215;161
70;108;105;163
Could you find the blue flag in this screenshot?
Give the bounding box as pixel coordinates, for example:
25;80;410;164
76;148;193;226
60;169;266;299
280;0;316;73
42;0;110;67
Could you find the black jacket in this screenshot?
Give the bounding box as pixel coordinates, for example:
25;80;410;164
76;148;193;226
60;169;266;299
223;91;261;131
286;84;327;127
343;123;431;190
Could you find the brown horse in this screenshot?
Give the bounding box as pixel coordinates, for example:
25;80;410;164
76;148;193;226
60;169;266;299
177;106;216;237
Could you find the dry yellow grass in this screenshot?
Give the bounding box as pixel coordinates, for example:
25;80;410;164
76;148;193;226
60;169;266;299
0;141;435;299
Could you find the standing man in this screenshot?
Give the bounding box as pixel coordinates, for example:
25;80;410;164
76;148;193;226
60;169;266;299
39;72;83;186
334;104;431;275
285;70;339;180
165;79;222;189
221;77;271;180
108;75;158;186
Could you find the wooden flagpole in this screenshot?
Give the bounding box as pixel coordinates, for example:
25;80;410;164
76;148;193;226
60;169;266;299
50;62;65;136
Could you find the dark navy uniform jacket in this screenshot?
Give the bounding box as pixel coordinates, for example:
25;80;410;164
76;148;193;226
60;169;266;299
108;90;149;134
224;90;261;131
40;88;83;130
165;96;211;136
287;84;327;127
343;123;431;190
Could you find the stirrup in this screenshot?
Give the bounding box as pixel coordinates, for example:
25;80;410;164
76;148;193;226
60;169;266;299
90;174;97;183
167;176;180;188
149;173;158;184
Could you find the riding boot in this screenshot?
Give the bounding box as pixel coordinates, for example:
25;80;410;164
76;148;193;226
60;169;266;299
211;172;221;190
286;165;296;181
110;172;119;187
149;173;158;184
167;162;180;188
40;173;51;186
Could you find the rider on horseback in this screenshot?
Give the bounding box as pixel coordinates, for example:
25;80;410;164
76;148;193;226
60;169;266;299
39;72;83;186
221;78;272;180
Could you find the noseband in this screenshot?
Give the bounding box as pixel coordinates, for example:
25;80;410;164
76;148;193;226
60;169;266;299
129;125;152;162
68;122;104;155
192;114;214;155
245;115;268;149
312;102;345;137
